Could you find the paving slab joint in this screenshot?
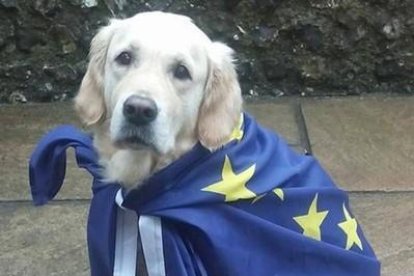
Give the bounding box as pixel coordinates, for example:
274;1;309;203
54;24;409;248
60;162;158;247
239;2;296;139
294;103;313;155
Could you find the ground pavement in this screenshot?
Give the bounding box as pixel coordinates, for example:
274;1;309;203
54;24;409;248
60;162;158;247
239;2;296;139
0;95;413;275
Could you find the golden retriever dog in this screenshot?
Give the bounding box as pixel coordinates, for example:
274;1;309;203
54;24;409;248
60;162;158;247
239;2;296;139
75;11;242;188
61;12;380;275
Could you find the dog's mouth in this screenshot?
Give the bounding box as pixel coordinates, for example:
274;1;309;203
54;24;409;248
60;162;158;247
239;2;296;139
113;124;158;152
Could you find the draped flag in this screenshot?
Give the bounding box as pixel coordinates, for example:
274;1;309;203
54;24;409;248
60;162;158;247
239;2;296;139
29;113;380;276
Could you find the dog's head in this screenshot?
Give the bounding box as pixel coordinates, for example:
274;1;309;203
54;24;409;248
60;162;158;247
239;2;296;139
75;11;242;158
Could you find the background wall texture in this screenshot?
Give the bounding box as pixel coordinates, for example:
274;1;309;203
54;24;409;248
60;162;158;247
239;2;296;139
0;0;413;103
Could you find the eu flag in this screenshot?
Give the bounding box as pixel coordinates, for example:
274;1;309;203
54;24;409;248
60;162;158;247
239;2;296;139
29;113;380;275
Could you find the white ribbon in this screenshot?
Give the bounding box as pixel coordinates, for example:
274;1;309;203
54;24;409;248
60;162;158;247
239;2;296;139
113;189;166;276
139;216;166;276
114;189;138;276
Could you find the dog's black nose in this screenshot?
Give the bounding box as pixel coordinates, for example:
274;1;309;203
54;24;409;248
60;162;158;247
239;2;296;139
123;95;158;125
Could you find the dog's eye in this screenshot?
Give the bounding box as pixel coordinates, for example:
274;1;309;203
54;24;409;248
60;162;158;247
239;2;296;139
173;64;192;80
115;51;132;66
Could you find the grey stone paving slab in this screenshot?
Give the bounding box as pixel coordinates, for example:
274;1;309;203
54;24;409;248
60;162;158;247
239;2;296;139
0;202;89;276
0;192;411;275
0;103;80;144
245;100;300;146
302;96;414;192
0;144;93;201
0;101;302;201
350;192;414;276
0;103;93;201
246;100;305;154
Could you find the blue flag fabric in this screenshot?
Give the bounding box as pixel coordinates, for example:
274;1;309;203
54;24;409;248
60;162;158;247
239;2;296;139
29;125;122;275
29;113;380;276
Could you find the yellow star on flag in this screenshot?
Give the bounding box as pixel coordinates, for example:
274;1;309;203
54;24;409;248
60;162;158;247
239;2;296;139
251;188;284;204
228;114;244;142
251;194;265;204
293;194;328;241
202;155;256;202
273;188;284;201
338;204;363;250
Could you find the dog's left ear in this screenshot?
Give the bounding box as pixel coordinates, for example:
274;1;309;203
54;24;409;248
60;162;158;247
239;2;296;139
197;42;243;150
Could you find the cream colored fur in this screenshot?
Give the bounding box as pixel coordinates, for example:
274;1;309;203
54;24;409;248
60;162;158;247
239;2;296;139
75;12;242;188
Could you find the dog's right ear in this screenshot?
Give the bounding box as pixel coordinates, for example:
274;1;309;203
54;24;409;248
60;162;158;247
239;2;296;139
74;20;118;126
197;42;243;150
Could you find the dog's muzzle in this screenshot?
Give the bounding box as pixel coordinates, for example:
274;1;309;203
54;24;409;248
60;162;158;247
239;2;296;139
123;95;158;125
113;95;159;150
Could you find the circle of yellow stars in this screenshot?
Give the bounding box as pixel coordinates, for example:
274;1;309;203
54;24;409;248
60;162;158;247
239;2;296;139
201;153;364;251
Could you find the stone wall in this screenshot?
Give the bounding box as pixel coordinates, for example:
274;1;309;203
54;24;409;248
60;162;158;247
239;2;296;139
1;0;413;103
